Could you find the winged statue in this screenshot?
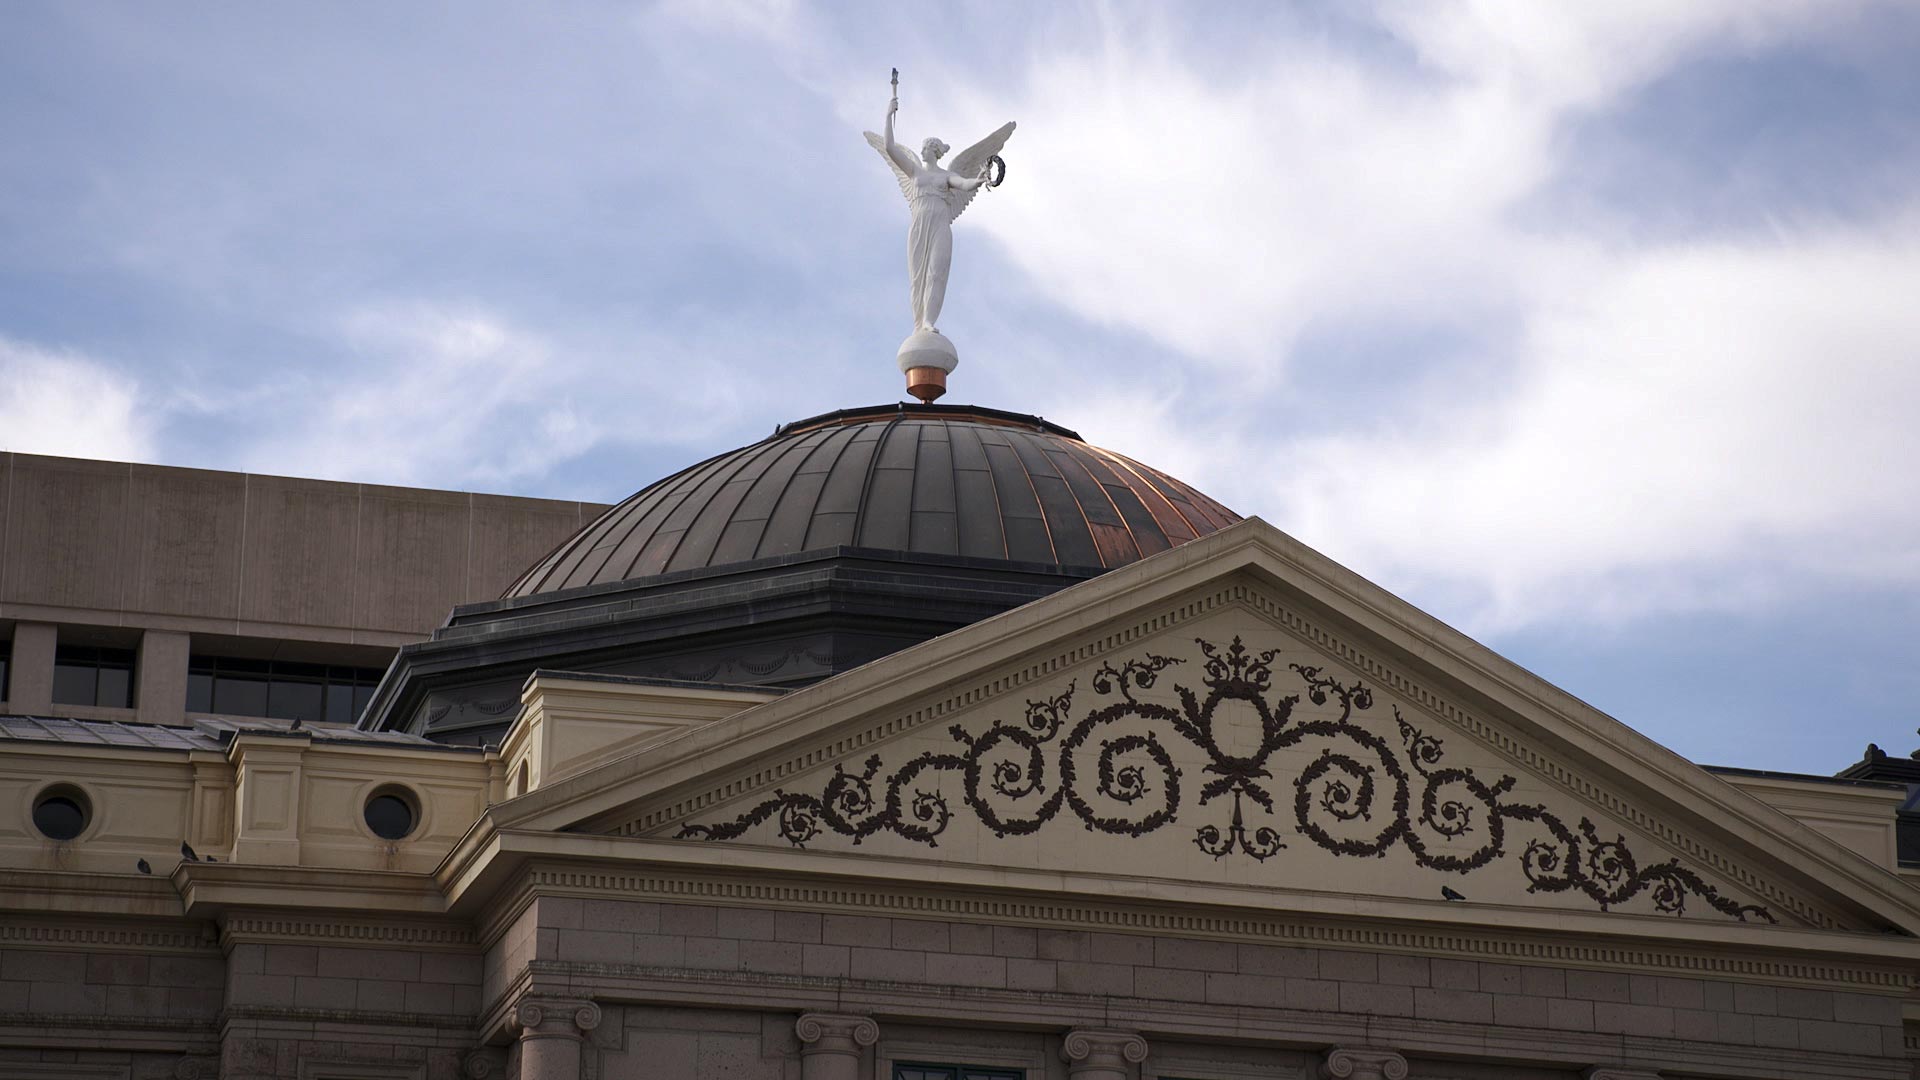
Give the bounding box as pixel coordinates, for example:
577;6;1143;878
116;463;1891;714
863;75;1015;337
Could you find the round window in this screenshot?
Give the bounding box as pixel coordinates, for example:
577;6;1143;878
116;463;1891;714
363;788;417;840
32;786;90;841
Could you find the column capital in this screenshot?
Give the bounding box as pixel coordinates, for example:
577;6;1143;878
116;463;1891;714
1584;1070;1661;1080
1321;1047;1408;1080
1063;1028;1148;1077
514;996;602;1041
796;1012;879;1056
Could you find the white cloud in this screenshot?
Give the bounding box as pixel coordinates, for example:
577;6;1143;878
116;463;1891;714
0;337;154;461
1277;215;1920;630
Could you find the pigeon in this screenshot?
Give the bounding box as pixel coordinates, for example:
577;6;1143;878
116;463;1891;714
288;717;303;733
1440;885;1467;902
205;855;218;863
135;859;151;875
180;842;199;862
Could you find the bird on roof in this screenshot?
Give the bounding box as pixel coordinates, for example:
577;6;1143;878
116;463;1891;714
180;842;199;862
288;717;303;733
135;858;151;875
1440;885;1467;902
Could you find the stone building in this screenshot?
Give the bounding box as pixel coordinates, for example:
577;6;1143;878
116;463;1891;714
1;405;1915;1080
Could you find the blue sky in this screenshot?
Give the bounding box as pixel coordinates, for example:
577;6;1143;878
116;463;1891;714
3;2;1917;772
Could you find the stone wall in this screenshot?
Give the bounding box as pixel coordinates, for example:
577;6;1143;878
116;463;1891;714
488;896;1906;1080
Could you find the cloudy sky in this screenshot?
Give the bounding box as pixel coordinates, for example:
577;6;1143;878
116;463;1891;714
3;2;1917;772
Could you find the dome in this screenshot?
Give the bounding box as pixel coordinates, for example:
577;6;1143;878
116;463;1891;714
505;404;1238;598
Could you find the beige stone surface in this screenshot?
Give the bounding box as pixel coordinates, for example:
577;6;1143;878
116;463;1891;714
501;675;777;798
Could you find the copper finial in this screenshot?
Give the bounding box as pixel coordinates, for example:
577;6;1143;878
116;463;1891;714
905;366;948;403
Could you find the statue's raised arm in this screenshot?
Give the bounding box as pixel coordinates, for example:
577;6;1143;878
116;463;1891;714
861;69;1016;403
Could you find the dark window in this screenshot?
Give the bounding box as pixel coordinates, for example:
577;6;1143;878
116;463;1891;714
32;787;90;841
0;638;10;702
363;790;416;840
186;656;384;723
894;1067;1022;1080
51;646;136;708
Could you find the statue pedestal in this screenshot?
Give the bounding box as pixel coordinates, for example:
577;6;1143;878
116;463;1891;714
898;330;958;403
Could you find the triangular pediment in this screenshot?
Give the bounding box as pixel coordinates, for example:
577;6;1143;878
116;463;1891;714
490;520;1920;941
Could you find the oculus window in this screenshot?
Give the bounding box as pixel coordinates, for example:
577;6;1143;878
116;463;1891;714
52;645;134;708
363;787;418;840
186;657;383;724
32;785;90;841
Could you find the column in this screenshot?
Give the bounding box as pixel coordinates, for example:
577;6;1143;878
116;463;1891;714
1321;1048;1408;1080
1063;1029;1148;1080
795;1013;878;1080
514;997;601;1080
7;621;56;712
136;628;190;725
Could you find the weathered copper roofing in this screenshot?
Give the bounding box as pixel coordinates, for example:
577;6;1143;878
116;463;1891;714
505;404;1238;598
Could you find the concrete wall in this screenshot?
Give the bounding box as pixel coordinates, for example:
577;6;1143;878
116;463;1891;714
0;453;610;644
0;452;610;726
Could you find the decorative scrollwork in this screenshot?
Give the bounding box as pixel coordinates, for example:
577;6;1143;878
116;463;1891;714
679;636;1773;922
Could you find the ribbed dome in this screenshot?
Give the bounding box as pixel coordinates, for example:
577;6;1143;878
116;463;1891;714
505;404;1238;598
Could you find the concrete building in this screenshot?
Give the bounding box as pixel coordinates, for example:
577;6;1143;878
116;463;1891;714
1;407;1916;1080
0;450;609;728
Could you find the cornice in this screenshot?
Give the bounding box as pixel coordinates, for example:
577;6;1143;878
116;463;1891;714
0;916;216;954
460;835;1920;992
0;869;185;919
221;1004;475;1029
174;861;446;919
220;912;476;951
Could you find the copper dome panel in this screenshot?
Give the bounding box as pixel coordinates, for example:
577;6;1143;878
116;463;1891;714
504;405;1238;598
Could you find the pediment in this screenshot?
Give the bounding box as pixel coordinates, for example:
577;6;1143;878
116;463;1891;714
497;521;1920;939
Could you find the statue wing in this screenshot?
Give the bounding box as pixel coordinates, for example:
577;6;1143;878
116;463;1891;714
862;131;916;206
946;121;1015;222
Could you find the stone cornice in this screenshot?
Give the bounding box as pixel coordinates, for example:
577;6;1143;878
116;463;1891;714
221;1004;475;1029
0;868;186;919
220;911;476;951
175;861;446;918
458;837;1920;993
0;915;217;954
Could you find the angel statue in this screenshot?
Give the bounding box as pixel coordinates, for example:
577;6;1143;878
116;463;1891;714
864;70;1014;401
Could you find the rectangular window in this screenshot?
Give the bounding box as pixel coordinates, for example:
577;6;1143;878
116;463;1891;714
894;1067;1023;1080
0;638;10;702
186;655;385;723
51;645;136;708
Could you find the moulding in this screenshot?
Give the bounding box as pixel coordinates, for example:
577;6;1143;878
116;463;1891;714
467;845;1917;993
222;1003;476;1030
0;915;217;953
221;912;477;951
175;861;447;919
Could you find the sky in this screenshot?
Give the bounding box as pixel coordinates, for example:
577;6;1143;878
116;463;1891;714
2;2;1917;773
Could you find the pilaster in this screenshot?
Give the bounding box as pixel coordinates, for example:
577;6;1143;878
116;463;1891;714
1063;1028;1148;1080
796;1013;878;1080
6;620;56;712
1321;1047;1408;1080
515;996;602;1080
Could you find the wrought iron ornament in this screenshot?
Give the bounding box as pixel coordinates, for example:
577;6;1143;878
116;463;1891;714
679;637;1773;922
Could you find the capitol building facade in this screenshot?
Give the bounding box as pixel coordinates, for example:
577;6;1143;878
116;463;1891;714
1;403;1915;1080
